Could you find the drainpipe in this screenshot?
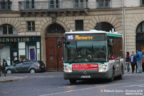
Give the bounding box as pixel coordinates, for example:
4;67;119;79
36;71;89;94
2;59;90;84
122;0;126;71
122;0;126;54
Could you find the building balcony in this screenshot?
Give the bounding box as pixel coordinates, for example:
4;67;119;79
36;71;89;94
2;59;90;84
19;0;88;11
0;1;12;11
19;0;88;17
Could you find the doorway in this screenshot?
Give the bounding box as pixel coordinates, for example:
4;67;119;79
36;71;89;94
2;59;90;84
45;23;65;71
136;21;144;50
46;37;63;71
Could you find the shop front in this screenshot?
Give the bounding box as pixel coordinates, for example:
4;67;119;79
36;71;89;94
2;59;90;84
0;36;41;65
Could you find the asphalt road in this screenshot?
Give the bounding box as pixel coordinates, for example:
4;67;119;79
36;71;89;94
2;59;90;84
0;72;144;96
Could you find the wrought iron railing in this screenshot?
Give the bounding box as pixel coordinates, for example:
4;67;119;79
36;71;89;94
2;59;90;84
19;0;88;11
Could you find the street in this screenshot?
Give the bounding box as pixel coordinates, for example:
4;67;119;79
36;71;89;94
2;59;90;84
0;72;144;96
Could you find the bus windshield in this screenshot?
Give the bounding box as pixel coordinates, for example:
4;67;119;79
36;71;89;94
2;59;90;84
64;40;107;63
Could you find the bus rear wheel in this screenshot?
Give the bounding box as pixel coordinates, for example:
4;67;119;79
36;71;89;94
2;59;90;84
69;79;76;84
117;68;123;80
108;69;115;82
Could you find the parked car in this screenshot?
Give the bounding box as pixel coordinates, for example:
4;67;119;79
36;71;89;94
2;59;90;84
5;60;46;74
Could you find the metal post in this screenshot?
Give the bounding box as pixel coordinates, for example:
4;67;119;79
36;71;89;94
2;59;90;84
122;0;126;54
122;0;126;71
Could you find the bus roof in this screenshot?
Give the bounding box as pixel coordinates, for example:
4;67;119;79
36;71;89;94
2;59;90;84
65;30;122;38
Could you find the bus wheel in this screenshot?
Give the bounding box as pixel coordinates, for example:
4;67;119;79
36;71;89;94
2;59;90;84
117;69;123;80
69;79;76;84
108;69;115;82
117;74;122;80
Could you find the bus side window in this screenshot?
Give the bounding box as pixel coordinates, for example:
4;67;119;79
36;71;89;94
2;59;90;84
108;38;113;59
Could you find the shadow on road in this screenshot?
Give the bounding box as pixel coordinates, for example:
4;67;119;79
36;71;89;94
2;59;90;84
66;77;123;85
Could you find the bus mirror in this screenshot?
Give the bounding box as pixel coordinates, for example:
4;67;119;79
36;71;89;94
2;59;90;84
110;56;115;60
119;50;123;57
66;41;70;44
108;39;113;46
63;41;70;45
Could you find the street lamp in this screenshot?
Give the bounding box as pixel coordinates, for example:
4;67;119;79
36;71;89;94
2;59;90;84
122;0;126;54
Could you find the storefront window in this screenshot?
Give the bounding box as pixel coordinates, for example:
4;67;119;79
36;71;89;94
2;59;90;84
0;36;41;65
0;46;10;65
25;41;41;61
37;42;40;60
29;46;36;61
18;42;26;59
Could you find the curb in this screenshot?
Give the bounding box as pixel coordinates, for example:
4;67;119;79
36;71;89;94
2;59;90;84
0;77;23;82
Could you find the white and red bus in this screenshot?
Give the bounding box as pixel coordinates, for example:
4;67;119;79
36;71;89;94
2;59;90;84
63;30;124;84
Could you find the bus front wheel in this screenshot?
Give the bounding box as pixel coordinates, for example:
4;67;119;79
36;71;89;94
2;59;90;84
69;79;76;84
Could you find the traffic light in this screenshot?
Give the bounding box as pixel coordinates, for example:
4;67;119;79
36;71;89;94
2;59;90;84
57;40;62;48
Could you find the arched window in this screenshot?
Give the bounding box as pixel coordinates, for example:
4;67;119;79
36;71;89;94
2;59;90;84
47;23;65;33
95;22;115;32
136;22;144;33
0;24;17;35
136;21;144;50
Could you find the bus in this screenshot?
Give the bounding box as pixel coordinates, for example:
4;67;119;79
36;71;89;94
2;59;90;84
63;30;124;84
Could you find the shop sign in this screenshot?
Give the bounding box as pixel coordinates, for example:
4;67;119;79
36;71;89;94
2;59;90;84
0;37;40;43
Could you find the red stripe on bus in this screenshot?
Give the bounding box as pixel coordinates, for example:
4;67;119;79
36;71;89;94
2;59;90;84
72;64;98;70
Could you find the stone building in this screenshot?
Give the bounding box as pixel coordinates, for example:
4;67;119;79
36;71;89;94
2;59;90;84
0;0;144;71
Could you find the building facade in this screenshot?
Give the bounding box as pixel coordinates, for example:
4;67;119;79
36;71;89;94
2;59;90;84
0;0;144;71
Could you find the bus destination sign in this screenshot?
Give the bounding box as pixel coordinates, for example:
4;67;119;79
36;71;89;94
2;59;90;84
67;35;94;41
66;34;105;41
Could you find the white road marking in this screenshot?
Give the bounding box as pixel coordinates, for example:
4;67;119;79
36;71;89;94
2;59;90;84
40;78;144;96
40;86;100;96
23;75;62;79
123;84;144;88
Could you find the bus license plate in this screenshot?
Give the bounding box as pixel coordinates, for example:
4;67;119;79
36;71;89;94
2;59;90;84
81;75;91;78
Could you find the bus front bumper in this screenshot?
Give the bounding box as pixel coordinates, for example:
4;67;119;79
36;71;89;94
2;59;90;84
64;70;112;80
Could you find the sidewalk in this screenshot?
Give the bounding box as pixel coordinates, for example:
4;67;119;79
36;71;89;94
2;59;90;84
0;76;24;82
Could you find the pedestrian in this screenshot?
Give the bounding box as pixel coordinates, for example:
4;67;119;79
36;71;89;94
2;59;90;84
135;49;143;73
142;49;144;72
130;51;137;73
126;52;130;73
2;59;8;77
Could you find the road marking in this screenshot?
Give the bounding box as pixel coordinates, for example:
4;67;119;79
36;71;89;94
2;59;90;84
40;78;144;96
123;84;144;88
40;86;100;96
21;75;62;79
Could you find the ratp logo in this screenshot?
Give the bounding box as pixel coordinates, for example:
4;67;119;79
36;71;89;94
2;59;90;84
67;35;74;40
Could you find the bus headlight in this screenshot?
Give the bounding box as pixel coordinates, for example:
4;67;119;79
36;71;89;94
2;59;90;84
64;64;72;73
99;63;109;72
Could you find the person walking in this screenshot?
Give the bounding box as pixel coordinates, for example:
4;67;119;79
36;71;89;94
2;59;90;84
2;59;8;77
136;50;143;73
126;52;130;73
142;51;144;72
130;51;137;73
